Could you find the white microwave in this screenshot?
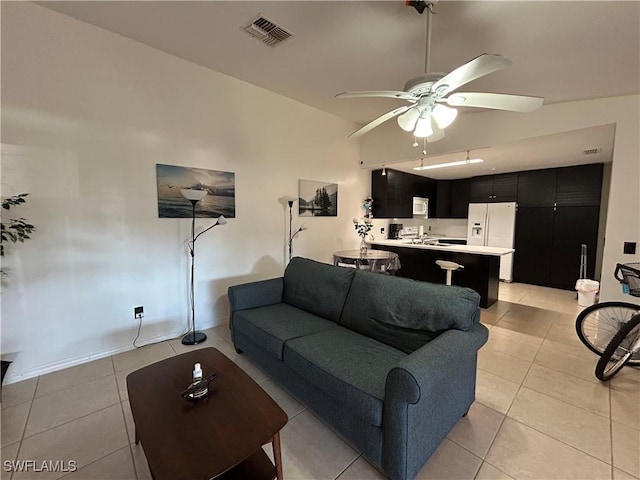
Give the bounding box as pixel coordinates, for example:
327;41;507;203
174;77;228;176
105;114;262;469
413;197;429;217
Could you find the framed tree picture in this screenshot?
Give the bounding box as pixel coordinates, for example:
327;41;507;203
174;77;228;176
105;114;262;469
298;179;337;217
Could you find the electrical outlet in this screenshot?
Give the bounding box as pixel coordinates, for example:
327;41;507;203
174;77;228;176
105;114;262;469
134;306;144;319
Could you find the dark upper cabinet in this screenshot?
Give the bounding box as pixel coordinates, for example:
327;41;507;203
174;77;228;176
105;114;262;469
390;170;414;218
435;180;452;218
555;163;603;206
469;173;518;203
491;173;518;201
450;178;471;218
371;169;434;218
469;176;494;202
517;168;557;207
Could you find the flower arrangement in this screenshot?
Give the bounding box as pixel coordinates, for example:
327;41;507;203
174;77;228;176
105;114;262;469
353;218;373;255
353;217;373;237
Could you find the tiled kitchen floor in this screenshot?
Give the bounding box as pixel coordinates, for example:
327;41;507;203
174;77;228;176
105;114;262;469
2;282;639;480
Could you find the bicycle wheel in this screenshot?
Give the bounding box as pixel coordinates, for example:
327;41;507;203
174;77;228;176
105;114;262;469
595;314;640;381
576;301;640;365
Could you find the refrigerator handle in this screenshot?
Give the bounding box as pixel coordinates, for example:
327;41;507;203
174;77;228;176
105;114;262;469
485;213;490;246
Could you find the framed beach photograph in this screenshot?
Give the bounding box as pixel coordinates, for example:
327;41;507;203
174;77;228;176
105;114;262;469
298;179;338;217
156;164;236;218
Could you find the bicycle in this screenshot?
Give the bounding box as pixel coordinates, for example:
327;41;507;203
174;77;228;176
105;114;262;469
595;312;640;380
575;263;640;372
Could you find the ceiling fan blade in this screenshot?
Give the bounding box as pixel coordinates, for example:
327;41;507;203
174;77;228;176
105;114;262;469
433;54;512;97
442;92;544;112
349;106;411;138
336;91;418;101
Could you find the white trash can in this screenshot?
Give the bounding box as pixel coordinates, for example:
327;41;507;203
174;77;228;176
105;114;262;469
575;279;599;306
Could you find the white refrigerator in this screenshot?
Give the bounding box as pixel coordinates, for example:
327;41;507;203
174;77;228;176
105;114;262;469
467;202;517;282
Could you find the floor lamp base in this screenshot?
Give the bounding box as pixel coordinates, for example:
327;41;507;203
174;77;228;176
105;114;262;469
181;331;207;345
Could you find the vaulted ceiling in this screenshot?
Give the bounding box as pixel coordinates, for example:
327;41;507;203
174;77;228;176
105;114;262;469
37;1;640;177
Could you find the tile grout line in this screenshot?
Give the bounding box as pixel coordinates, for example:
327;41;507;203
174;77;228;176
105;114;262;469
608;383;615;480
11;374;40;478
111;354;141;480
506;415;613;468
333;454;362;480
56;445;132;480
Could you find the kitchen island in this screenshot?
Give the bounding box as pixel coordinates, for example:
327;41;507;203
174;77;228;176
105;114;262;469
369;240;514;308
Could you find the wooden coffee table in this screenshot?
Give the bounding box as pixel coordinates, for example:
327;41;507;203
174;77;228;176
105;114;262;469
127;348;287;480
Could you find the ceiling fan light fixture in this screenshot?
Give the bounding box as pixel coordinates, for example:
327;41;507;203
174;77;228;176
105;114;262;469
397;108;420;132
413;113;434;138
432;104;458;129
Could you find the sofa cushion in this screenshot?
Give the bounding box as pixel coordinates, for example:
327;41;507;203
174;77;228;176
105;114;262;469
233;304;337;360
283;257;355;323
340;270;481;353
283;326;406;426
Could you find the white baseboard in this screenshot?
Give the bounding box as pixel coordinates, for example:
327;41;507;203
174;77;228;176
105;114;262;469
3;329;185;385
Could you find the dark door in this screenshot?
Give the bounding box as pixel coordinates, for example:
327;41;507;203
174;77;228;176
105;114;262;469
513;207;555;285
549;206;600;289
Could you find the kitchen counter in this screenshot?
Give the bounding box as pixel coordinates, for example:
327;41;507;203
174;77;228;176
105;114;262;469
368;240;514;257
369;241;512;308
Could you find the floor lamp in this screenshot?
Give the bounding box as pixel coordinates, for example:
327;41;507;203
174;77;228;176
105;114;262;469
285;198;307;263
180;188;227;345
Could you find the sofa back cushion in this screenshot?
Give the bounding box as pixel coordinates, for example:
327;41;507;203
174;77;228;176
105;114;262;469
340;270;481;353
283;257;356;323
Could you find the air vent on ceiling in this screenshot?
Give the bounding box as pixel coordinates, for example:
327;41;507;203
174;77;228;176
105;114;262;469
242;15;293;47
582;148;602;155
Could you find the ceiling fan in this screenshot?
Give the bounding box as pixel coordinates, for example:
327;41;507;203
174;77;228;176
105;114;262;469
336;0;544;141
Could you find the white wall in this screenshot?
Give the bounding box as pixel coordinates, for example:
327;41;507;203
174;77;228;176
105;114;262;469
0;3;368;383
362;96;640;302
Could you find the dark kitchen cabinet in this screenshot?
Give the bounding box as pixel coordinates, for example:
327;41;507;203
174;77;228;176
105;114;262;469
371;169;435;218
435;180;452;218
412;175;437;217
555;164;603;206
513;207;555;285
469;176;494;202
517;164;603;208
517;168;557;207
491;173;519;202
450;178;471;218
469;173;518;203
549;206;600;289
372;169;412;218
513;205;601;289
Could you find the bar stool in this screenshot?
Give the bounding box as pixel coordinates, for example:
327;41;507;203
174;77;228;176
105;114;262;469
436;260;464;286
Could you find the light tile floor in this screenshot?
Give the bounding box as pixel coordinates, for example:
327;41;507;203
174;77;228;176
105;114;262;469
1;282;639;480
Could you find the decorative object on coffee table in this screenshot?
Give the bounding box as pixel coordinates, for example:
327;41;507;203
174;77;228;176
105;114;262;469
127;348;287;480
181;188;227;345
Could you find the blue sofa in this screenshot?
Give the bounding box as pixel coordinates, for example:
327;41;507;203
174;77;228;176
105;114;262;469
228;257;488;480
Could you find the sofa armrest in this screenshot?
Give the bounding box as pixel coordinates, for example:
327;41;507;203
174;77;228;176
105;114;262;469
382;323;488;480
228;277;284;319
